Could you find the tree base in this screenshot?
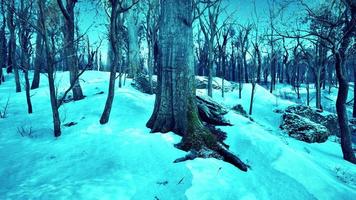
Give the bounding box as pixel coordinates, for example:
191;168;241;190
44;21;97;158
174;125;249;172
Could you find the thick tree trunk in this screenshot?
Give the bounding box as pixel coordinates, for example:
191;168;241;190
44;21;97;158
335;52;356;164
147;0;247;171
127;9;140;79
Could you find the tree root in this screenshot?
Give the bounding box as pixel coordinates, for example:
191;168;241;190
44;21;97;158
174;144;249;172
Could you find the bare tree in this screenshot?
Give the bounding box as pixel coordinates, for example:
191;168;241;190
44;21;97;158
100;0;139;124
142;0;159;94
31;15;44;90
7;0;21;92
18;0;35;114
278;0;356;163
196;0;222;97
57;0;84;100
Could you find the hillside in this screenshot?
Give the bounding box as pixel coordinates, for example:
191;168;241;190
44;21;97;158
0;72;355;200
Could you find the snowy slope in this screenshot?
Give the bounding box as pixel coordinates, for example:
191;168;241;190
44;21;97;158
0;71;355;200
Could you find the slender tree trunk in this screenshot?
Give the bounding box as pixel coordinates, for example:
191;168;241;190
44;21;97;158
39;0;61;137
31;30;42;89
0;23;5;84
353;63;356;118
207;45;213;97
256;45;261;84
306;73;310;106
57;0;84;100
243;53;249;83
148;42;154;94
24;71;33;113
249;82;256;115
8;0;21;92
100;4;120;124
316;73;322;109
238;59;242;99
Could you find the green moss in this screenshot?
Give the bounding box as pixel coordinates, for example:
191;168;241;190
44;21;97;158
180;96;218;151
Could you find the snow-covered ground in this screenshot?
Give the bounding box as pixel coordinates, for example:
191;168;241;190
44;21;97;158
0;71;355;200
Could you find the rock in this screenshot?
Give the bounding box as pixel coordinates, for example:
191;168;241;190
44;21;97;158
273;108;284;114
232;104;254;121
132;75;235;93
132;75;232;126
131;75;156;94
196;95;232;126
63;122;77;127
280;113;330;143
195;76;234;92
284;105;339;136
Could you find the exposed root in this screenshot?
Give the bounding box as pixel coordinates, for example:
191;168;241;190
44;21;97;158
174;144;249;172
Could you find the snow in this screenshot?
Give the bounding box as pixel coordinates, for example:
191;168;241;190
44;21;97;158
0;71;355;199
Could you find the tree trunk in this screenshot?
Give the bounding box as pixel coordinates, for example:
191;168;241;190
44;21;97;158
256;45;261;84
39;0;61;137
207;46;213;97
148;42;154;94
57;0;84;100
353;63;356;118
99;3;120;125
31;30;43;89
8;0;21;92
0;23;5;84
315;73;322;110
335;52;356;164
243;53;249;83
127;9;140;79
249;83;256;115
147;0;247;171
24;70;33;114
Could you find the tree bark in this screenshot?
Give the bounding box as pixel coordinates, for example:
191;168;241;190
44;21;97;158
147;0;247;171
335;52;356;163
126;8;140;79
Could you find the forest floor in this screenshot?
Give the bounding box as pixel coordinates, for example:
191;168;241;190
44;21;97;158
0;71;355;200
